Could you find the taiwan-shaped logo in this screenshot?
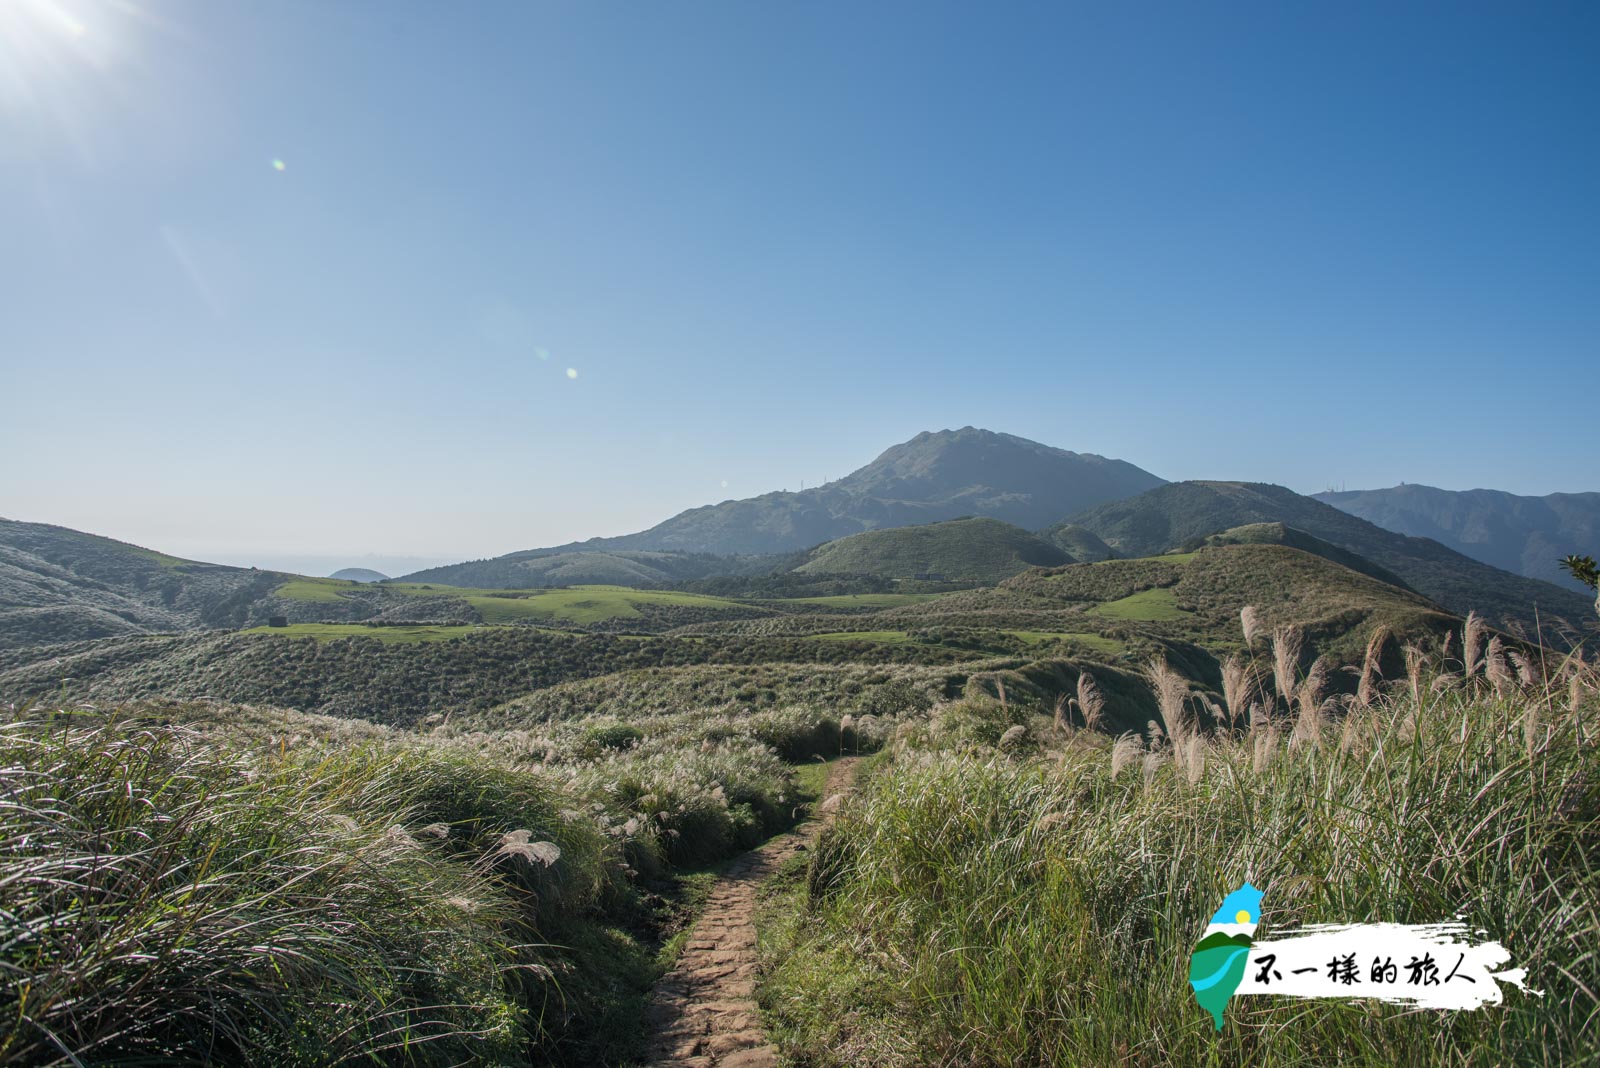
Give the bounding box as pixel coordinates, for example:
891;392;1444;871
1190;882;1538;1030
1188;882;1262;1030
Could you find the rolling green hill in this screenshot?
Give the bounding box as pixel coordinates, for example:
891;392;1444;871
884;540;1459;663
399;549;761;589
0;518;287;647
793;517;1071;583
1052;481;1594;637
1044;523;1117;562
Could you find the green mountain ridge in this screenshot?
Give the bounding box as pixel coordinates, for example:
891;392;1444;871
1055;481;1595;637
794;517;1074;583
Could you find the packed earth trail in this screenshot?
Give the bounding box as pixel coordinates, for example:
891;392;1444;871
642;757;860;1067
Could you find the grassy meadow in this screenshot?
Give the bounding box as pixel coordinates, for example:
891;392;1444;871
758;625;1600;1067
5;542;1596;1066
0;678;885;1067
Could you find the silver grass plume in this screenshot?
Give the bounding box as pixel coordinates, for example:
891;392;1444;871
1463;611;1486;678
1221;654;1258;728
1145;656;1194;748
1241;605;1263;649
1271;624;1304;711
1485;636;1513;697
1076;671;1106;733
1356;624;1392;709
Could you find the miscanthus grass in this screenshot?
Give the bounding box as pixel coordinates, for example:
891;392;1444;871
0;708;640;1067
761;642;1600;1067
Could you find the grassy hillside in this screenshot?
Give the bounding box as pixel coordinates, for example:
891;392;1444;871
761;650;1599;1066
0;519;287;646
0;672;866;1067
1053;481;1595;638
399;549;754;589
1195;522;1414;588
794;517;1070;583
1045;522;1117;562
0;628;970;725
882;542;1459;664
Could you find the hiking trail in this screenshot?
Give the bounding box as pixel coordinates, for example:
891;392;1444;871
642;757;860;1067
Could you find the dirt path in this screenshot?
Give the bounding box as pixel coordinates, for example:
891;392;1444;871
643;757;859;1068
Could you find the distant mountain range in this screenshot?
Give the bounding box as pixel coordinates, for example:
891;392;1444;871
435;427;1164;565
1056;481;1594;635
1314;484;1600;593
5;430;1595;652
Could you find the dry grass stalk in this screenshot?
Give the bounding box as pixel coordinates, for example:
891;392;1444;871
1184;736;1205;783
1290;658;1332;746
1296;655;1331;719
1052;694;1069;736
1252;723;1277;772
1248;701;1270;735
1076;671;1106;733
1403;644;1426;707
1271;625;1304;710
1241;605;1263;649
1509;649;1540;689
1145;657;1194;748
1485;637;1513;697
1463;612;1485;677
1355;625;1392;708
1110;732;1142;776
1221;655;1259;728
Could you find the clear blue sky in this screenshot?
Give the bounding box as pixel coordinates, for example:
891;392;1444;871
3;1;1595;572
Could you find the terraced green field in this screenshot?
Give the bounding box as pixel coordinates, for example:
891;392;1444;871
271;577;367;603
240;623;487;643
804;630;916;644
777;593;947;608
1004;631;1128;654
407;585;753;625
273;579;756;625
1089;587;1192;621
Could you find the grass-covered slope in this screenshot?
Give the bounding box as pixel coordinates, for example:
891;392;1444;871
761;649;1600;1067
884;542;1458;664
399;550;754;589
794;517;1071;583
0;628;969;725
0;518;287;646
0;678;855;1067
1045;522;1117;562
1053;481;1595;636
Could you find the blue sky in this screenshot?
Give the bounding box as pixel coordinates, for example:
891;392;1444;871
2;1;1595;572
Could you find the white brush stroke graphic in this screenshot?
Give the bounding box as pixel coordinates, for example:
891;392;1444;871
1235;921;1540;1010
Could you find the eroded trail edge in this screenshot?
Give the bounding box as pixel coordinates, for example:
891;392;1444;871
643;757;859;1067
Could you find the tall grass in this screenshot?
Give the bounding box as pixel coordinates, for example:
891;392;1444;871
762;648;1600;1066
0;703;753;1066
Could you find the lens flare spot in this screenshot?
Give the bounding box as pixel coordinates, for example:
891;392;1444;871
565;367;578;380
535;346;550;361
271;159;286;172
720;480;729;489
